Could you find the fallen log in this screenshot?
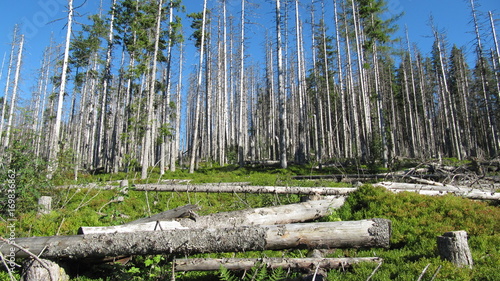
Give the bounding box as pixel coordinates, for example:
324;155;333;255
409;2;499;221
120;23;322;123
122;204;200;225
133;184;356;195
78;221;188;234
291;174;446;181
1;219;391;259
174;257;382;271
78;197;346;234
374;182;500;200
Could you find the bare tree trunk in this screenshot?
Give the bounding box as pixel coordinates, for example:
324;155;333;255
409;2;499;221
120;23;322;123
189;0;208;173
0;27;17;152
141;0;163;179
489;11;500;98
334;0;349;159
3;34;23;151
276;0;287;169
237;0;246;167
170;44;183;172
48;0;73;178
469;0;499;154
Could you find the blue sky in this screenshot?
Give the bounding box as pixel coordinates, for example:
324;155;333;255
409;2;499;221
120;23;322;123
0;0;499;104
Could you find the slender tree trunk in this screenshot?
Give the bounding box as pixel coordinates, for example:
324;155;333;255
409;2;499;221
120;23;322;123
170;43;183;172
334;0;349;159
141;0;163;179
276;0;287;169
3;34;24;151
489;11;500;98
470;0;499;154
237;0;246;167
48;0;73;178
189;0;208;173
0;27;18;153
294;0;307;164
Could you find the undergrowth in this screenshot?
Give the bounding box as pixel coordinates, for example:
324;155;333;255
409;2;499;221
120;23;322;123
0;163;498;280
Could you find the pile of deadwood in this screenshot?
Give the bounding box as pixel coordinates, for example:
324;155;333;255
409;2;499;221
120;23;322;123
2;161;498;280
2;193;391;280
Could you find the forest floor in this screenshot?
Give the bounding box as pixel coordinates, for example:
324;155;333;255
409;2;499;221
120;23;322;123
0;159;499;280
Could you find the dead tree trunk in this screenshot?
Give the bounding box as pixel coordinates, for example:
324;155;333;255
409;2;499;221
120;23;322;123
3;219;391;259
174;257;382;271
134;184;356;196
374;182;500;200
79;197;345;234
437;231;473;268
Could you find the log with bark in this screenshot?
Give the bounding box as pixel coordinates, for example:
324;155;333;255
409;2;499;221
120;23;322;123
174;257;382;271
1;219;391;259
133;184;356;195
78;197;346;234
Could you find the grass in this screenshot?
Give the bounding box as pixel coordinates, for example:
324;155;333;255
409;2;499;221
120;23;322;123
0;164;498;280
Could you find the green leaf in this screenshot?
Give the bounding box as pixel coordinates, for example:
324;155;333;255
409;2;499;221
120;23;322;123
127;267;140;274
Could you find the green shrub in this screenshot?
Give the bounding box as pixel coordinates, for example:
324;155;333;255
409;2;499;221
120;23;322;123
332;185;500;280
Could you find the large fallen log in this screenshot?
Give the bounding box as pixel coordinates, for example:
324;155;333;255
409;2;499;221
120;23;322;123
374;182;500;200
291;174;445;181
1;219;391;259
174;257;382;271
133;184;356;195
78;197;346;234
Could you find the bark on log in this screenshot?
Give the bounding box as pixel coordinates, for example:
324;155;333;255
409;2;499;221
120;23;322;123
374;182;500;200
78;197;345;234
22;258;69;281
133;184;356;195
2;219;391;259
437;231;473;268
174;257;382;271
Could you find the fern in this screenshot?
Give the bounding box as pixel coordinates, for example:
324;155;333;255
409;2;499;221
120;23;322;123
268;267;287;281
219;265;239;281
219;263;288;281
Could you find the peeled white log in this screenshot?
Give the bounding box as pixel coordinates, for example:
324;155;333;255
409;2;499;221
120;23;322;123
175;196;346;229
133;184;356;196
174;257;382;271
374;182;500;200
78;197;346;234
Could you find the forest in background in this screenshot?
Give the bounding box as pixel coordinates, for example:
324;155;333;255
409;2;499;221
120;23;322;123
1;0;499;180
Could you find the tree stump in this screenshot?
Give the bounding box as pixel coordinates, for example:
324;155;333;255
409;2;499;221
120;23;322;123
120;180;129;194
38;196;52;215
437;231;473;268
22;258;69;281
